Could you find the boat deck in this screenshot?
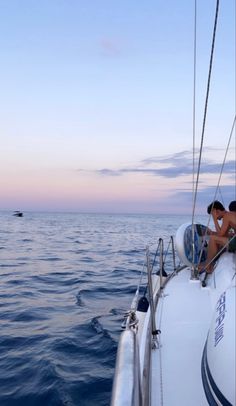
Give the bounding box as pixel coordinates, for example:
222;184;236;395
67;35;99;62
151;268;213;406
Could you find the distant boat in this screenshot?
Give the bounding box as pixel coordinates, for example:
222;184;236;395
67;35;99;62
13;211;23;217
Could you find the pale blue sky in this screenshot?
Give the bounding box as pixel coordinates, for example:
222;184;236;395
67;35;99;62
0;1;235;213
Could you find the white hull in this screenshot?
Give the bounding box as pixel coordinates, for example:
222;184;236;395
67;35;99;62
151;253;235;405
111;252;236;406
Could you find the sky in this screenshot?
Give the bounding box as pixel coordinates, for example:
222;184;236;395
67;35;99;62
0;0;235;214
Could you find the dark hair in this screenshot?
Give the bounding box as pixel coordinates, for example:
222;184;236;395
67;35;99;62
229;200;236;212
207;200;225;214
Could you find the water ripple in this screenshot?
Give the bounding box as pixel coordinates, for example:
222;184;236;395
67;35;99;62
0;211;194;405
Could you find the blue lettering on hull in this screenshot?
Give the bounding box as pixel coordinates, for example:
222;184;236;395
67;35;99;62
214;292;226;347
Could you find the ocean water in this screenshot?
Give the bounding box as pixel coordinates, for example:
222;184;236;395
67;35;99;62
0;211;202;406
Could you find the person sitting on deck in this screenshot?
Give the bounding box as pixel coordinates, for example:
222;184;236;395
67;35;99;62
199;200;236;274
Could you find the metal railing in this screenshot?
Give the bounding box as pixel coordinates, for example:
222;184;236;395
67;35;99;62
142;236;178;405
111;236;178;406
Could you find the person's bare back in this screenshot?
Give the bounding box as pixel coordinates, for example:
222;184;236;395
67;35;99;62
221;211;236;235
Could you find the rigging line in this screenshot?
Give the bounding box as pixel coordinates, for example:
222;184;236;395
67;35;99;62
191;0;197;271
192;0;197;210
208;115;236;203
233;0;236;199
218;186;225;209
192;0;220;221
197;115;236;267
202;234;236;273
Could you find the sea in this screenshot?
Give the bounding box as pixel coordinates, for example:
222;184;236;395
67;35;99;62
0;211;206;406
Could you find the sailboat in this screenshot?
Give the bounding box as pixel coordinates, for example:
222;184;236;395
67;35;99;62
111;1;235;405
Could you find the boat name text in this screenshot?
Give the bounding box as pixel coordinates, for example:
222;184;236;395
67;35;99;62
214;291;226;347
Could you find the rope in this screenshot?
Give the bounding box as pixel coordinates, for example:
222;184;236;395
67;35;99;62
234;0;236;200
136;258;149;303
197;116;236;267
191;0;220;224
209;116;236;205
235;0;236;200
191;0;197;271
192;0;197;197
163;238;171;264
218;186;225;209
201;234;236;274
151;239;162;270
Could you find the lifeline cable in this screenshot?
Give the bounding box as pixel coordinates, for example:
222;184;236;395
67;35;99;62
197;115;236;270
191;0;197;272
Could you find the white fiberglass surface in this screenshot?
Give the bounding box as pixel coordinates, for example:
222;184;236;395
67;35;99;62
151;268;213;406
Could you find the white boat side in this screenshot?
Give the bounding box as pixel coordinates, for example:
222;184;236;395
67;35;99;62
151;252;235;406
111;252;236;406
